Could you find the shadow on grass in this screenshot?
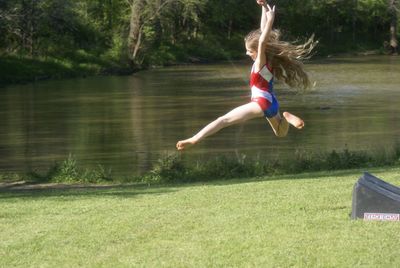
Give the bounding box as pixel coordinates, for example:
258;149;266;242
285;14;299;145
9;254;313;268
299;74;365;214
0;182;177;200
161;166;400;189
1;166;398;200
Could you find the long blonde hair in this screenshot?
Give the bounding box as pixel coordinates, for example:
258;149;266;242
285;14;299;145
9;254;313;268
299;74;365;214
245;29;317;90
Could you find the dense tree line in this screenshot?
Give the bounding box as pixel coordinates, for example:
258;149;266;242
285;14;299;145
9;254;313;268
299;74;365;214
0;0;398;71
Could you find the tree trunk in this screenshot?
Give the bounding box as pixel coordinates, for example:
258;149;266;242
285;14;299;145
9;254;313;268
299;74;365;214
228;18;232;40
20;0;37;57
389;0;398;55
127;0;177;65
352;0;357;42
108;0;113;30
128;0;145;64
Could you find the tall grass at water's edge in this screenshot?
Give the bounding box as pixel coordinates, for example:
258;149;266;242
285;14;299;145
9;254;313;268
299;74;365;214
1;146;400;184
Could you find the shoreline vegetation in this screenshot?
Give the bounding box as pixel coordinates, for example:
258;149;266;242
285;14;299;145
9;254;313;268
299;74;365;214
1;146;400;185
0;54;134;87
0;48;389;88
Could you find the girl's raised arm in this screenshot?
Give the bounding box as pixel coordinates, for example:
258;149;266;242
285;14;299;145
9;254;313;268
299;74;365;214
254;4;275;72
257;0;268;30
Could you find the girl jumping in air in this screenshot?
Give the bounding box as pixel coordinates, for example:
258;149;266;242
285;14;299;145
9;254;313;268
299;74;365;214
176;1;316;151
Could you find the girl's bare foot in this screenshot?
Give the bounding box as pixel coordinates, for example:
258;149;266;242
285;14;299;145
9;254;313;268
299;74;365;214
176;138;196;151
283;111;304;129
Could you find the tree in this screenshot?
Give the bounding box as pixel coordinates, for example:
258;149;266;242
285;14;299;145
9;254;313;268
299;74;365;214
0;0;41;56
127;0;207;66
389;0;398;54
127;0;145;64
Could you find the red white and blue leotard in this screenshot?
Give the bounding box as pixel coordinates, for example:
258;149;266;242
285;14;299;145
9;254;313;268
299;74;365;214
250;63;279;118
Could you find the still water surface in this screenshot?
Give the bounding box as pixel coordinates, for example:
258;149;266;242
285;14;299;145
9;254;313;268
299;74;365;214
1;56;400;176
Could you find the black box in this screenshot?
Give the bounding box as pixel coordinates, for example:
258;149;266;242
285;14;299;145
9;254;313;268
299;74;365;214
351;172;400;221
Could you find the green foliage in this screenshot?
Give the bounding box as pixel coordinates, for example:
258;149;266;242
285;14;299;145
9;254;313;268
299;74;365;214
144;154;188;183
200;155;258;179
0;56;68;85
3;146;400;184
1;0;398;78
27;155;113;184
0;51;130;86
82;164;113;183
143;147;400;184
52;154;80;183
0;173;25;182
145;45;179;66
288;149;372;172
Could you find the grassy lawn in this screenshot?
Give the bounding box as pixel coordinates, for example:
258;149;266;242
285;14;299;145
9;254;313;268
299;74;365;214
1;167;400;267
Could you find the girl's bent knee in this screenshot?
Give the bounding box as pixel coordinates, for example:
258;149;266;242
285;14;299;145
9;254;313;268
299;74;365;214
275;130;288;138
274;118;289;137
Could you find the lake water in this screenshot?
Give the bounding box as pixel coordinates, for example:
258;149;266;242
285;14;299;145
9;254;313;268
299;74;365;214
1;56;400;176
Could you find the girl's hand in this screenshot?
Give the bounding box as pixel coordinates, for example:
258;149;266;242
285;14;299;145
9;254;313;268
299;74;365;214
256;0;266;6
265;4;275;23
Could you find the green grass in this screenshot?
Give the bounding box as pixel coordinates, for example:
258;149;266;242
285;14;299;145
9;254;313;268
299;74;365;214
1;167;400;267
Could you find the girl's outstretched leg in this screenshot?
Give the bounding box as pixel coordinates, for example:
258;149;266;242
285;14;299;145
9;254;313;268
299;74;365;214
176;102;263;150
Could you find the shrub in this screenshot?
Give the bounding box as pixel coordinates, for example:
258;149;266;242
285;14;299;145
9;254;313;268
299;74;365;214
52;154;80;183
27;155;114;183
144;154;188;184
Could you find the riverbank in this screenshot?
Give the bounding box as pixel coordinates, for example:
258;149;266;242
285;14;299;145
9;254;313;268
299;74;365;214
0;46;388;88
0;55;134;87
1;167;399;267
